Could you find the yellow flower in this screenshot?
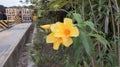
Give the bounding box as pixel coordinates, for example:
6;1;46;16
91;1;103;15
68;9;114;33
40;24;51;30
46;33;73;50
51;18;79;38
46;18;79;50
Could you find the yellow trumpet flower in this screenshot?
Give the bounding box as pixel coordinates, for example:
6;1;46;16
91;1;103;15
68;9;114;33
46;18;79;50
46;33;73;50
40;24;51;30
51;18;79;38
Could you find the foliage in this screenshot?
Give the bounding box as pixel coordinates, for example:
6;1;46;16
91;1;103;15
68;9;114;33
27;0;120;67
0;5;6;12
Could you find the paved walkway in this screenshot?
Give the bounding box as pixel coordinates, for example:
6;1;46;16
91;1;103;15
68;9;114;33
0;23;32;67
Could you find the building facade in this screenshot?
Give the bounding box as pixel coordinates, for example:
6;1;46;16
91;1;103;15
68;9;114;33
21;8;32;23
6;8;32;23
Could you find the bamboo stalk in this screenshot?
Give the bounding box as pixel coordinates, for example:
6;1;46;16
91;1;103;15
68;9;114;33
82;0;85;20
114;0;120;37
70;0;74;10
105;10;109;34
108;0;120;66
108;0;116;41
98;43;104;67
114;0;120;67
91;57;96;67
88;0;96;67
88;0;97;24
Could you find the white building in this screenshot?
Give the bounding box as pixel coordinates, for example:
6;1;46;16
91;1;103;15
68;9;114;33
6;8;21;20
21;8;32;23
6;8;32;23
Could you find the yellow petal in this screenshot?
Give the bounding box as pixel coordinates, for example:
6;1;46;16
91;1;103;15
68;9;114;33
50;24;57;32
40;24;51;30
51;22;64;32
70;27;79;37
53;39;61;50
62;37;73;47
64;18;73;28
46;33;56;43
51;22;65;37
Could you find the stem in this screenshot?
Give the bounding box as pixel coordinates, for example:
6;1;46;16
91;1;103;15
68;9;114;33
58;9;69;13
88;0;97;24
119;46;120;67
70;0;74;10
91;57;95;67
108;1;117;62
114;0;120;38
88;1;96;67
82;0;85;20
108;0;116;41
114;0;120;67
98;43;104;67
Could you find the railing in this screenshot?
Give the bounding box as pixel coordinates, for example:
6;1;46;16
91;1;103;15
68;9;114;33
0;19;22;31
0;23;33;67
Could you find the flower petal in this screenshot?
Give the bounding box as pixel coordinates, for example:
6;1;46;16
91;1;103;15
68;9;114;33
64;18;73;28
64;18;79;37
51;22;63;32
51;22;65;37
53;39;61;50
62;37;73;47
46;33;56;43
40;24;51;30
70;27;79;37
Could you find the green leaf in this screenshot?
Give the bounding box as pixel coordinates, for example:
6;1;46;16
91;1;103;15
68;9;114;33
117;0;120;6
80;32;94;56
73;36;81;48
85;21;97;32
49;0;63;8
65;63;74;67
59;1;70;8
73;13;83;24
74;44;83;65
91;4;97;8
83;61;89;67
37;10;43;17
73;36;84;66
89;34;109;48
118;38;120;45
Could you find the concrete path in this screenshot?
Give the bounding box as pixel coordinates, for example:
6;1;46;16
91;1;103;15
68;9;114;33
0;23;32;67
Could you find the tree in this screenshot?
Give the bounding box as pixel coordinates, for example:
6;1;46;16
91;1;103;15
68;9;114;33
0;5;6;13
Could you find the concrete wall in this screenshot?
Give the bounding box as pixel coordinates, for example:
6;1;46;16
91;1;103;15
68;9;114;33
0;23;33;67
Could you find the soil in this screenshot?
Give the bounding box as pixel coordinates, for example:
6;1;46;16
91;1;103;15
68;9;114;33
16;44;29;67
